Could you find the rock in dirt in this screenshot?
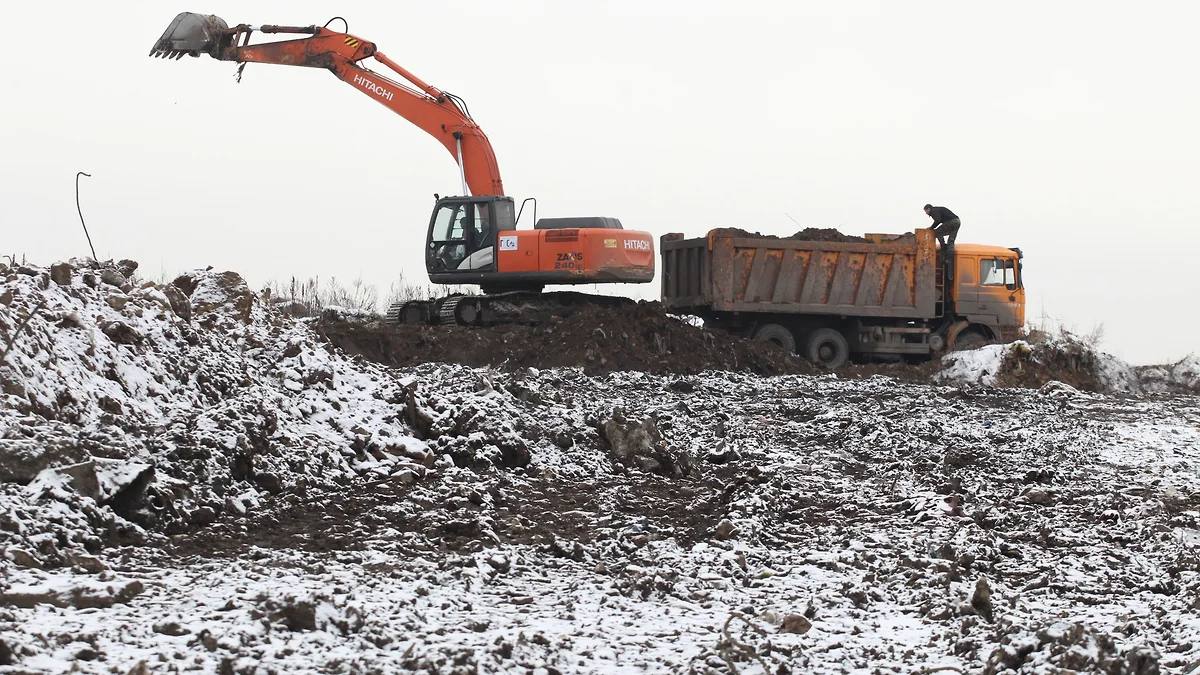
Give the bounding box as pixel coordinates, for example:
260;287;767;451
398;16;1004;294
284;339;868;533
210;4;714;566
0;437;90;484
255;595;318;631
67;552;108;574
971;576;993;622
714;519;738;540
116;259;139;278
0;578;144;609
705;442;741;464
4;547;43;569
99;268;127;288
153;621;189;636
780;613;812;634
162;284;192;321
101;320;142;345
1023;486;1055;506
599;411;693;477
186;271;255;322
50;262;73;286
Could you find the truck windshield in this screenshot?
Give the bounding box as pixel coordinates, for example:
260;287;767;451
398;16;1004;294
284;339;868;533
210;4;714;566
980;258;1017;287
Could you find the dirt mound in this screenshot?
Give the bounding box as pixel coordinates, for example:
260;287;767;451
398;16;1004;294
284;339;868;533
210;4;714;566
937;334;1141;394
1137;355;1200;394
789;227;867;243
994;341;1105;392
996;338;1139;393
0;259;429;565
317;302;813;376
711;227;867;242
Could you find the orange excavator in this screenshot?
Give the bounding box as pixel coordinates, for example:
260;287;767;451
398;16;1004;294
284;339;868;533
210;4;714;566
150;13;654;325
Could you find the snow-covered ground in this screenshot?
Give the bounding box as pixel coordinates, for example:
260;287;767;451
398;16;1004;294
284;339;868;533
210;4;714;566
2;260;1198;673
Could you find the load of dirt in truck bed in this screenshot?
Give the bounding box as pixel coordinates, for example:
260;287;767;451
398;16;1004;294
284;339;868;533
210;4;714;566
788;227;868;242
711;226;868;242
316;301;815;376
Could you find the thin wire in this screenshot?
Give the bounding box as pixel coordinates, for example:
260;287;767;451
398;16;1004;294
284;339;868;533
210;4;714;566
76;171;97;261
323;16;348;32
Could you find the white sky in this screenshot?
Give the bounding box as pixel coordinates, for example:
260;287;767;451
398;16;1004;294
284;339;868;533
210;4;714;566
2;1;1197;364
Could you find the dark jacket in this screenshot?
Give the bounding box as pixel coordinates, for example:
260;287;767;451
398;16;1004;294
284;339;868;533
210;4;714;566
926;206;958;226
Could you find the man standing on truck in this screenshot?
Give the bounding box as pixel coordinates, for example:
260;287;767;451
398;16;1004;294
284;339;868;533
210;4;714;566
925;203;961;292
924;204;960;247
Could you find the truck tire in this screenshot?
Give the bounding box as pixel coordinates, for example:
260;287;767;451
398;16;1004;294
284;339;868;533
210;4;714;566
806;328;849;369
752;323;796;353
953;330;991;351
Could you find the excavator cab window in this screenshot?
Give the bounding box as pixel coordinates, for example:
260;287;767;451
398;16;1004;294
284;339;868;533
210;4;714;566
428;198;513;273
429;202;470;272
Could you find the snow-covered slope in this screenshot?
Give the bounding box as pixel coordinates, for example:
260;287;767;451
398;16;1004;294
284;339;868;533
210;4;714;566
1139;354;1200;394
936;334;1147;394
2;260;1198;673
1;260;425;560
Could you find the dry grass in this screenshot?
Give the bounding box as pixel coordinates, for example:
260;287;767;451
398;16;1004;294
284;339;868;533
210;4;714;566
267;273;467;318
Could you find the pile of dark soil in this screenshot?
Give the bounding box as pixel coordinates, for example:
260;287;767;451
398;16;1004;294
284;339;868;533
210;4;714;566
995;340;1106;392
789;227;867;243
317;302;814;376
710;227;868;243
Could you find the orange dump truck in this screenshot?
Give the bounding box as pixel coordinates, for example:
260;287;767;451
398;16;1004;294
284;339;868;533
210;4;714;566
660;228;1025;367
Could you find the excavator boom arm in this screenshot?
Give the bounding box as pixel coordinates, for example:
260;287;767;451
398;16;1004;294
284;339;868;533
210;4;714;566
152;17;503;196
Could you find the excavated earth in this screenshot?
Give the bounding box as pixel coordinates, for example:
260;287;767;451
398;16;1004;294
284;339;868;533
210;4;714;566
315;302;813;376
1;259;1199;674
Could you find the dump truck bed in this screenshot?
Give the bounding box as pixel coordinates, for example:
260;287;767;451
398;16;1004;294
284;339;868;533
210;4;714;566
660;228;939;319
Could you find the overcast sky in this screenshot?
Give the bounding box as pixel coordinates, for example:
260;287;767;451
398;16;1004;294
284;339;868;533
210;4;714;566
2;1;1197;364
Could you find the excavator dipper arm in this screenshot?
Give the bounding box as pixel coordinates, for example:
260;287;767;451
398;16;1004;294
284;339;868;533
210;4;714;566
152;17;503;197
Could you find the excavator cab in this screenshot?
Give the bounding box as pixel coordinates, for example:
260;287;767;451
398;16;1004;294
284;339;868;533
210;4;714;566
426;196;515;278
424;195;654;293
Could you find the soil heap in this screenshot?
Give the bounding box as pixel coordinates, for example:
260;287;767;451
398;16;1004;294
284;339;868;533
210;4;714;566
316;301;814;376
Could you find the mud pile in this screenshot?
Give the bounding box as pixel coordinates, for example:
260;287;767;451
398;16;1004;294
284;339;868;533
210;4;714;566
1137;354;1200;394
0;259;426;567
710;226;868;242
937;334;1142;394
788;227;868;242
316;302;814;376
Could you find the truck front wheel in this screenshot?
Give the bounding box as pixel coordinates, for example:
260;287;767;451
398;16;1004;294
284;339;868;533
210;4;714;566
806;328;849;369
753;323;797;353
953;329;991;351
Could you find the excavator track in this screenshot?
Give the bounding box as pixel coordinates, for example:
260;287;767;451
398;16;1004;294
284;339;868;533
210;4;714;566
385;292;632;328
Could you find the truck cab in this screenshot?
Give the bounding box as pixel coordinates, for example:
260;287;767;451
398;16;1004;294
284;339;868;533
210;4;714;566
949;244;1026;344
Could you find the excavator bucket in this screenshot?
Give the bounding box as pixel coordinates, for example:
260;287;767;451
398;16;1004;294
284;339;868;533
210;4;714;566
149;12;230;59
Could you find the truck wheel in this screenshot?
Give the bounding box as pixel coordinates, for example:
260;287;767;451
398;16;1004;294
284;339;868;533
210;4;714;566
806;328;849;369
752;323;796;353
953;330;991;351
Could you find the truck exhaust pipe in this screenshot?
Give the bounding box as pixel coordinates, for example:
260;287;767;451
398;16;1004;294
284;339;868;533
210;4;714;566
149;12;230;59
